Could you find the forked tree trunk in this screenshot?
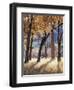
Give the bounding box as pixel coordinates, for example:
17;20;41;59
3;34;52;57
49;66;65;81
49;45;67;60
25;15;33;63
37;33;50;62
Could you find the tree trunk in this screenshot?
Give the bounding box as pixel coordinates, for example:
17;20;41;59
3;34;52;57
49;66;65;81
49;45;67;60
57;21;63;61
57;21;63;73
44;31;47;58
58;32;63;61
25;15;33;63
45;45;47;58
51;29;55;59
37;33;50;62
29;34;33;60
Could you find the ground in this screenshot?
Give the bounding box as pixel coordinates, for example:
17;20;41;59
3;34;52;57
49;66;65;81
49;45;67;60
24;57;64;75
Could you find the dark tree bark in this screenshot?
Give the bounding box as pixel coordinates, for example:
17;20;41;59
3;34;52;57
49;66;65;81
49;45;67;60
29;33;33;60
51;29;55;59
44;31;47;58
37;33;50;62
58;32;63;61
25;15;33;63
57;21;60;62
57;22;63;73
57;20;63;62
45;45;47;58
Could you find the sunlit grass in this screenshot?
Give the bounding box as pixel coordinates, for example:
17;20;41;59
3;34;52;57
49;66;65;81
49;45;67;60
24;57;64;75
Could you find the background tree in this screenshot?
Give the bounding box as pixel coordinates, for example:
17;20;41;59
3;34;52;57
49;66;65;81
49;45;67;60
25;15;33;63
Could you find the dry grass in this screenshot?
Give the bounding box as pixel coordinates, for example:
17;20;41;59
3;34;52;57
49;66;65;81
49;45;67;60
24;57;64;75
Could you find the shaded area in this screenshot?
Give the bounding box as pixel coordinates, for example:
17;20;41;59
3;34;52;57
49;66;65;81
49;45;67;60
24;57;63;75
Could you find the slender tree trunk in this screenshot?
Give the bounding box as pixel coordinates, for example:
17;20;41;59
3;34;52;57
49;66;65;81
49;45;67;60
58;33;63;72
57;21;63;72
37;33;50;62
25;15;33;63
45;45;47;58
58;22;60;61
57;21;63;61
37;43;42;62
51;29;55;59
29;34;33;60
44;31;47;58
58;32;63;61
